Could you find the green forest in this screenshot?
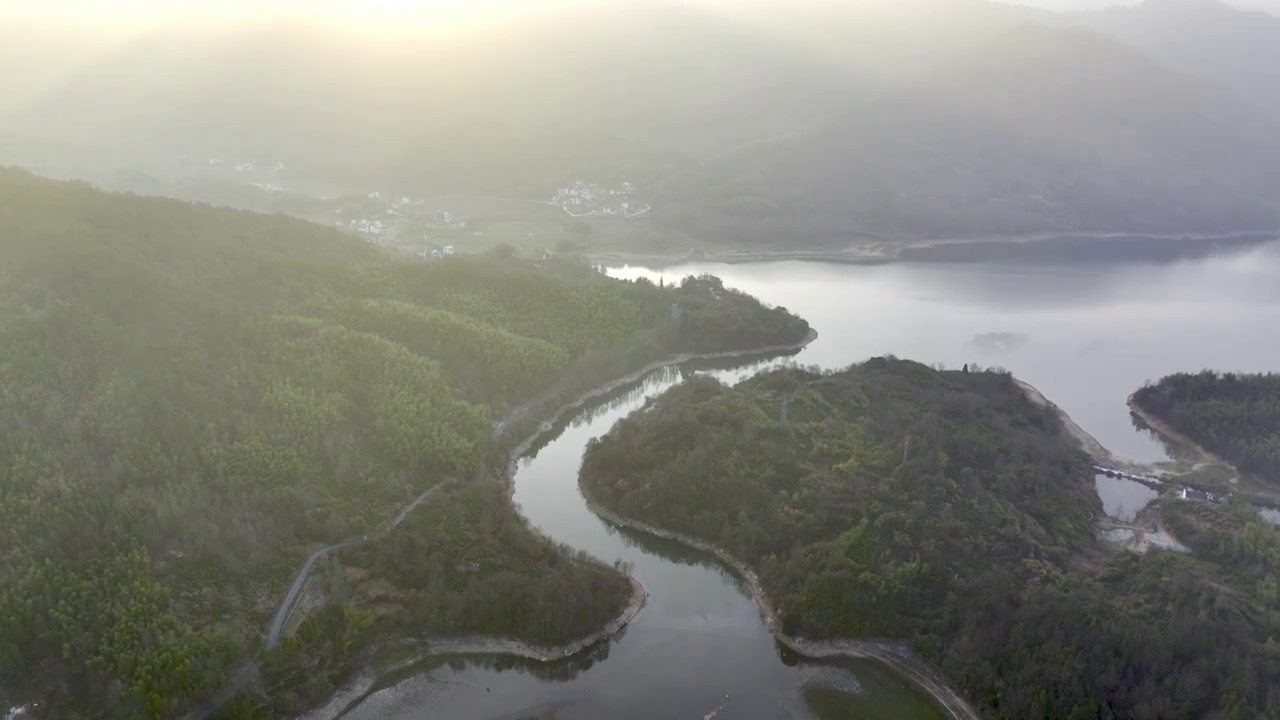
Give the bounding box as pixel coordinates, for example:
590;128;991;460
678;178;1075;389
1132;371;1280;482
581;360;1280;718
0;168;809;719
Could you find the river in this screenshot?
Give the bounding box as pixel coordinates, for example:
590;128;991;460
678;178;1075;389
337;243;1280;719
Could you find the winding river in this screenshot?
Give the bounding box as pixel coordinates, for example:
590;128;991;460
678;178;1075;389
338;242;1280;719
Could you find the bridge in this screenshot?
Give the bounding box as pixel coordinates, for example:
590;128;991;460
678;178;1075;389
1093;466;1226;504
1093;465;1165;489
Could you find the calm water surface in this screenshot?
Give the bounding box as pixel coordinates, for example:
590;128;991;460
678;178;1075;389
1094;475;1159;523
340;245;1280;719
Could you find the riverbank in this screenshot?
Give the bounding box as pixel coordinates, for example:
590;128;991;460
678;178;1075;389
500;328;819;497
399;575;647;662
1122;395;1280;507
580;492;981;720
1126;394;1235;473
298;331;817;720
296;577;647;720
588;229;1278;270
1016;380;1118;466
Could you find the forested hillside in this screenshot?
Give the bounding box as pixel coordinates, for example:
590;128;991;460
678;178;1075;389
582;360;1280;718
1132;371;1280;481
0;168;809;718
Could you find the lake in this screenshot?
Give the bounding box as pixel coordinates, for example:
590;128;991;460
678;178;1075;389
338;243;1280;719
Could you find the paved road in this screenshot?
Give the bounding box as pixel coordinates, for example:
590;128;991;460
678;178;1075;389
266;539;364;650
186;482;453;719
266;482;452;650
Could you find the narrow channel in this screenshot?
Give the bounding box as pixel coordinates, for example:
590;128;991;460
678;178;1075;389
342;360;946;719
342;247;1280;718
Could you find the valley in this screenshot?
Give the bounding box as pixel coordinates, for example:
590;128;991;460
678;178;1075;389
6;1;1280;263
5;1;1280;717
333;243;1280;719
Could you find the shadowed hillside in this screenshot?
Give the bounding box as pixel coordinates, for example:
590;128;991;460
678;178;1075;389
1074;0;1280;116
654;24;1280;246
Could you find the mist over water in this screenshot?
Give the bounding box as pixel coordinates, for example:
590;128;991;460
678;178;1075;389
613;244;1280;463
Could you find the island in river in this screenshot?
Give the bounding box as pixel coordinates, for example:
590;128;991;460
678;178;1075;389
582;359;1280;718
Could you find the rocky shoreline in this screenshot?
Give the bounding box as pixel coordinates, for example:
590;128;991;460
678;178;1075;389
1016;379;1117;465
580;491;981;720
296;576;648;720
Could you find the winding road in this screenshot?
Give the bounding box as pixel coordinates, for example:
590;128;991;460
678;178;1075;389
266;539;363;650
267;482;455;649
188;482;454;719
192;333;818;720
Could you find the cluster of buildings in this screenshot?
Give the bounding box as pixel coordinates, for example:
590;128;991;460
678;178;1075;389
428;209;469;230
206;159;287;175
552;180;634;206
551;180;649;218
338;218;390;236
333;193;471;246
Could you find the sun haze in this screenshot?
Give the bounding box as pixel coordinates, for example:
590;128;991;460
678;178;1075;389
1;0;588;35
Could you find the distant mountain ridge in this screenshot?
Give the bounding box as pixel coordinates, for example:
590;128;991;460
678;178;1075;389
654;22;1280;244
4;0;1280;244
1;7;856;196
1072;0;1280;116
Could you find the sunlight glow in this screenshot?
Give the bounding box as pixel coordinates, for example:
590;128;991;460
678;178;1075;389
1;0;590;37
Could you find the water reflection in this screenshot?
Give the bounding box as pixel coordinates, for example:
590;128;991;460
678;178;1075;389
523;352;805;464
611;243;1280;463
344;353;937;720
1128;412;1204;467
602;522;751;594
1094;474;1159;523
344;249;1280;719
368;641;616;696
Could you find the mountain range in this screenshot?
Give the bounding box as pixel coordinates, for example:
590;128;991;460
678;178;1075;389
1074;0;1280;115
2;0;1279;244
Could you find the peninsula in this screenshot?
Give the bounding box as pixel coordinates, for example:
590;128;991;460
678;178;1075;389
581;360;1280;718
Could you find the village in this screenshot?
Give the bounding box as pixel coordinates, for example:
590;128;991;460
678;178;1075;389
328;192;471;259
180;164;661;260
551;180;652;218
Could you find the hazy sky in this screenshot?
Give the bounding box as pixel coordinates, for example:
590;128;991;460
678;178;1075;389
4;0;1277;34
1019;0;1275;7
0;0;574;34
